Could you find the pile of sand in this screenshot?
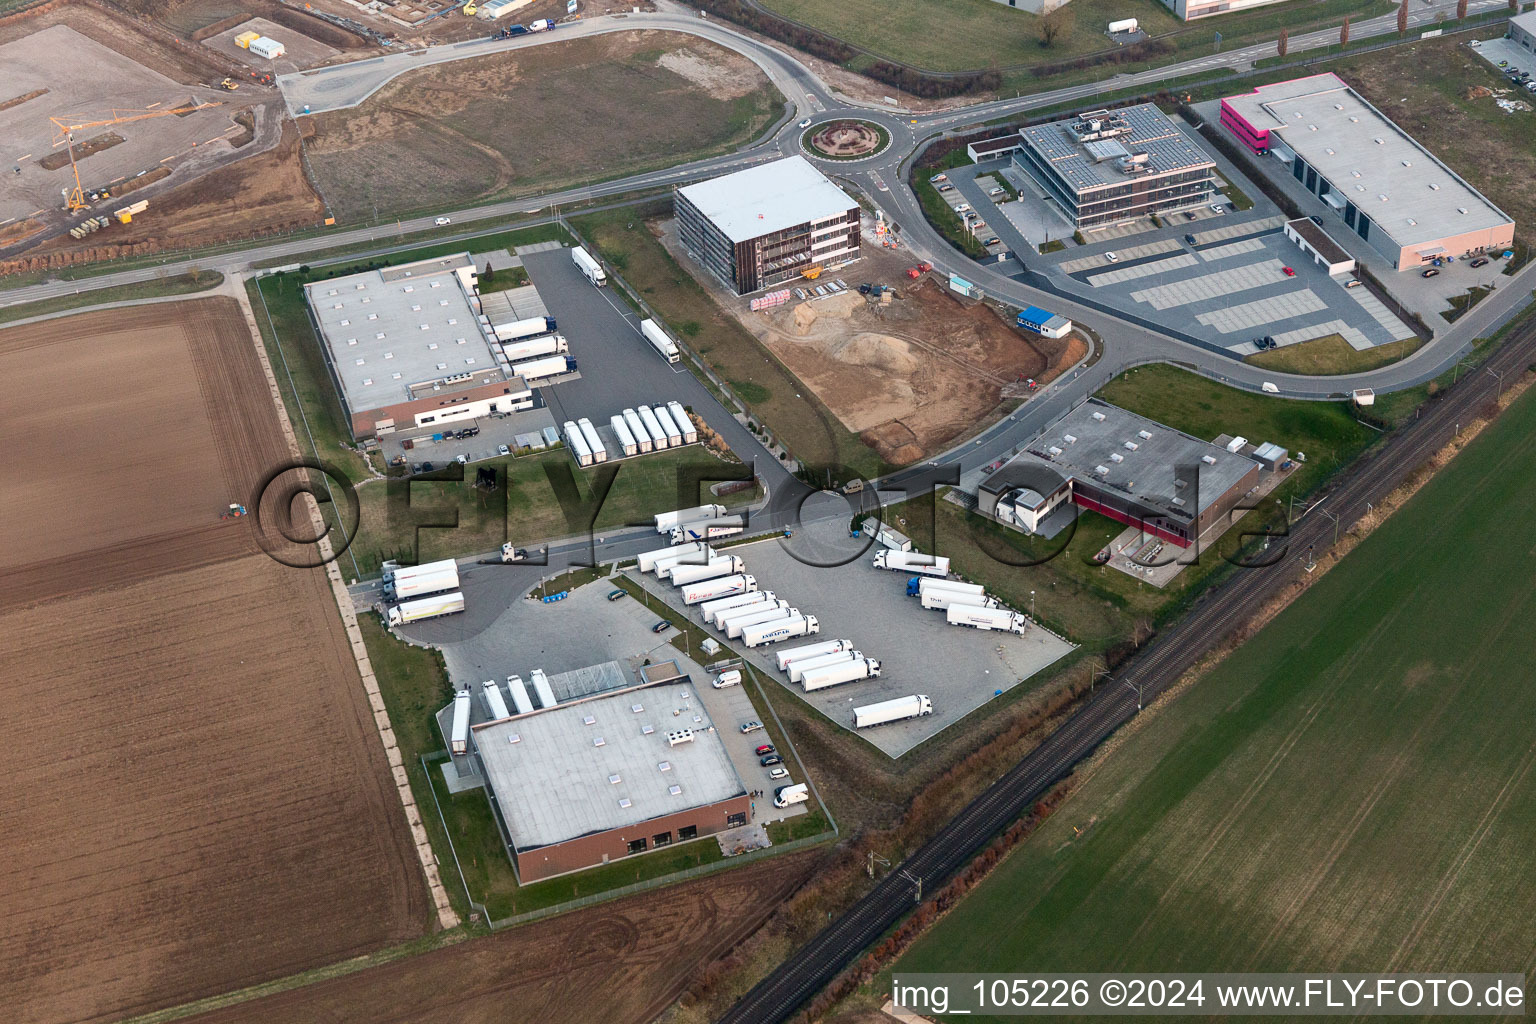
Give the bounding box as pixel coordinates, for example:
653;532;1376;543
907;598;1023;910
826;332;922;375
791;302;818;335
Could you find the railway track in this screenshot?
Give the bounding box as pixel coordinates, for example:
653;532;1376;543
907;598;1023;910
717;314;1536;1024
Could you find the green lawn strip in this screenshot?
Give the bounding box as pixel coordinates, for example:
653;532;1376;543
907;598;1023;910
0;271;223;326
1443;284;1496;323
1218;175;1254;212
1243;333;1421;375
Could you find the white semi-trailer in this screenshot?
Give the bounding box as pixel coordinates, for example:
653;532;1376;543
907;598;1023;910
700;590;773;623
637;405;670;449
530;668;558;708
506;675;535;715
671;514;745;544
385;564;460;601
571;245;607;286
667;556;745;587
511;353;570;381
482;679;511;721
450;689;472;755
660;552;741;582
682;573;757;606
711;593;780;629
640;318;680;363
654;505;726;533
787;650;856;685
577;418;607;463
946;604;1028;634
638;540;711;574
493;316;555;342
801;655;881;692
622;409;653;453
500;332;567;362
564;420;593;467
775;638;852;673
652;403;686;447
742;614;820;648
853;694;932;729
920;589;997;612
649;547;714;581
667;401;698;443
718;601;790;636
874;549;950;577
387;591;465;626
610;414;639;457
917;578;986;599
383;557;457;585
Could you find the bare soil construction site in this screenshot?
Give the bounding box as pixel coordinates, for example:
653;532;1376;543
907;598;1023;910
0;299;430;1023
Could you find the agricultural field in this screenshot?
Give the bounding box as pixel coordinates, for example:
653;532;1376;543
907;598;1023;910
0;300;431;1023
305;31;783;223
894;375;1536;997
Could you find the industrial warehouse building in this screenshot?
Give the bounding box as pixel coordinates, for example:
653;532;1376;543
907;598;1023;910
305;253;535;439
472;672;750;882
1159;0;1287;21
675;156;861;294
1509;10;1536;53
1220;74;1515;269
1011;105;1217;230
976;400;1263;548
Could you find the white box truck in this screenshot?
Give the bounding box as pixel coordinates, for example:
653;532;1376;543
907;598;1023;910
577;418;607;463
946;604;1028;634
720;601;791;637
775;638;852;673
667;556;744;587
711;593;779;628
655;505;726;533
450;689;472;755
640;318;680;363
853;694;932;729
874;549;950;577
701;590;773;623
787;649;856;685
501;332;567;362
637;405;670;449
652;403;685;447
529;668;558;708
385;563;460;601
801;655;880;692
638;540;711;573
564;420;593;467
481;679;511;720
623;409;653;453
388;591;465;626
506;674;535;715
742;614;820;648
493;316;556;342
920;589;997;612
610;414;639;456
682;573;757;606
667;401;698;443
571;245;606;286
672;514;745;544
773;783;809;808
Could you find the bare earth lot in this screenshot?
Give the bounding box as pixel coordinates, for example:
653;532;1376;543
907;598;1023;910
0;299;430;1024
203;15;339;74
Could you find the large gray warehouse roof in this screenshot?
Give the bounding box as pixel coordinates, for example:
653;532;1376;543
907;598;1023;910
676;155;856;243
1017;104;1214;195
474;678;746;852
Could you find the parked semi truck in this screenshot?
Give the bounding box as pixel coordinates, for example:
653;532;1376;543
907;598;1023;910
666;555;745;587
921;589;997;612
511;353;572;382
571;245;606;286
450;688;472;755
481;679;511;720
854;694;932;729
388;591;465;627
742;614;820;648
788;649;857;685
700;589;773;622
874;549;949;577
623;408;653;453
719;601;791;637
640;318;680;363
672;515;745;543
637;540;711;574
383;557;456;585
912;577;985;600
501;332;567;362
637;405;670;449
773;783;809;808
710;593;780;629
493;316;556;342
801;655;881;692
500;543;531;562
775;638;853;673
682;573;757;606
946;604;1028;634
506;674;535;715
385;563;460;601
655;504;726;533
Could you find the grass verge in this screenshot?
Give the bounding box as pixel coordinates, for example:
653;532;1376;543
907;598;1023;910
0;270;223;325
1243;332;1421;375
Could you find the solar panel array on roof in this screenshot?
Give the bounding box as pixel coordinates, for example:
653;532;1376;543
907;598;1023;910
1017;104;1214;195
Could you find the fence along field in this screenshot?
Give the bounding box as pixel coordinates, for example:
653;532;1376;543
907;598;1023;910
0;299;432;1024
895;381;1536;984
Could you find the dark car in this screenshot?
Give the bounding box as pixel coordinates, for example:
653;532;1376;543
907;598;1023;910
754;744;775;756
1183;211;1197;221
1422;268;1441;278
607;589;626;602
1471;257;1490;268
1309;215;1324;226
651;620;670;633
419;462;434;473
1184;233;1197;245
759;754;784;766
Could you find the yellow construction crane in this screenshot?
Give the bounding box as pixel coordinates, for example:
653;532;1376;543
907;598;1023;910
50;102;222;211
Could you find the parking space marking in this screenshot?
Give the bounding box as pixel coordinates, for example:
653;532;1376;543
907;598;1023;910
1057;238;1180;274
1192;215;1284;245
1085;253;1198;286
1197;289;1327;333
1345;282;1419;341
1197;237;1267;262
1130;259;1289;310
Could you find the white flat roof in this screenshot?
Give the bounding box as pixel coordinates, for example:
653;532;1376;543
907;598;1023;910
473;677;745;852
1223;74;1512;247
677;155;857;244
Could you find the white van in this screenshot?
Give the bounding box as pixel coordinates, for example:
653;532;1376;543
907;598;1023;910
1261;381;1279;394
773;783;809;808
711;669;742;689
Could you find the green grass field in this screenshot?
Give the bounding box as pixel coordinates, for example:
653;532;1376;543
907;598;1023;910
893;377;1536;1000
1245;333;1422;375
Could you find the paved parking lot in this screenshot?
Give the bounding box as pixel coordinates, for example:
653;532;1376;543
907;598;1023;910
1470;35;1536;91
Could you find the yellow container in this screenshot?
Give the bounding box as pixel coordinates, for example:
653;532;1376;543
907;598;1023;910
235;30;261;48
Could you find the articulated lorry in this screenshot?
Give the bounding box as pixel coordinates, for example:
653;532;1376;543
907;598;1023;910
711;593;781;629
388;591;465;626
801;655;880;692
493;316;556;342
787;649;857;685
514;353;572;382
742;614;820;648
911;577;985;600
946;604;1029;634
450;689;472;755
666;555;745;587
383;557;456;585
640;318;680;363
874;549;949;577
501;332;567;362
385;563;460;601
654;504;726;534
775;638;853;673
637;540;712;574
919;585;997;612
671;514;745;544
571;245;606;286
682;573;756;606
699;589;773;622
854;694;932;729
719;601;792;637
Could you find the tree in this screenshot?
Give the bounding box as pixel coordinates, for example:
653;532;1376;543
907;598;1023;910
1510;0;1519;14
1456;0;1468;19
1277;26;1288;58
1398;0;1409;36
1038;6;1075;47
1340;16;1350;47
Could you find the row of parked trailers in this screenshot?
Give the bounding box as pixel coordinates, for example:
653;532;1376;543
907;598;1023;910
901;572;1030;634
565;402;696;467
381;558;467;627
450;668;560;755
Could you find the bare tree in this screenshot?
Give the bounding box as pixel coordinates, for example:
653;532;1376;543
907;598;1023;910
1510;0;1519;14
1277;26;1288;58
1038;6;1076;48
1398;0;1409;36
1340;16;1351;47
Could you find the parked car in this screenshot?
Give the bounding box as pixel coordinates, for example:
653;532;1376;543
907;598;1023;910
931;173;948;183
937;184;955;192
759;754;783;766
739;720;763;734
1422;268;1441;278
1210;203;1226;214
455;453;468;464
754;744;775;756
651;620;670;633
988;186;1006;196
954;203;971;212
768;767;790;780
1499;59;1510;67
985;237;1001;247
1282;266;1296;277
1309;215;1324;226
1104;251;1120;263
606;589;625;602
434;217;451;226
1183;211;1197;221
1471;257;1490;268
1184;233;1197;245
1345;279;1363;288
419;462;434;473
497;443;511;456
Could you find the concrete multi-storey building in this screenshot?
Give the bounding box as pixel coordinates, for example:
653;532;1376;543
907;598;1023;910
674;156;861;295
1220;74;1515;269
1011;105;1217;231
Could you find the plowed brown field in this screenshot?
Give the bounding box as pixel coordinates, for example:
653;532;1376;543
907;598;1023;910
0;299;430;1024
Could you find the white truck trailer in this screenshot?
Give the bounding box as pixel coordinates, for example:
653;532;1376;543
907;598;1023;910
493;316;556;342
667;556;745;587
773;783;809;808
671;514;745;544
920;588;998;612
506;674;535;715
610;414;639;456
654;505;726;533
385;563;460;601
874;549;950;577
742;614;820;648
918;578;986;599
450;689;472;755
652;403;686;447
383;557;457;585
853;694;932;729
640;318;680;363
946;604;1028;634
637;405;670;449
563;420;594;467
387;591;465;626
775;638;852;673
718;601;790;636
700;590;773;623
577;418;607;463
622;408;653;453
529;668;558;708
787;649;855;684
571;245;606;286
501;332;567;362
637;540;711;573
711;594;781;629
648;547;714;581
682;573;757;606
511;353;570;382
801;655;881;692
667;401;698;443
481;679;511;721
